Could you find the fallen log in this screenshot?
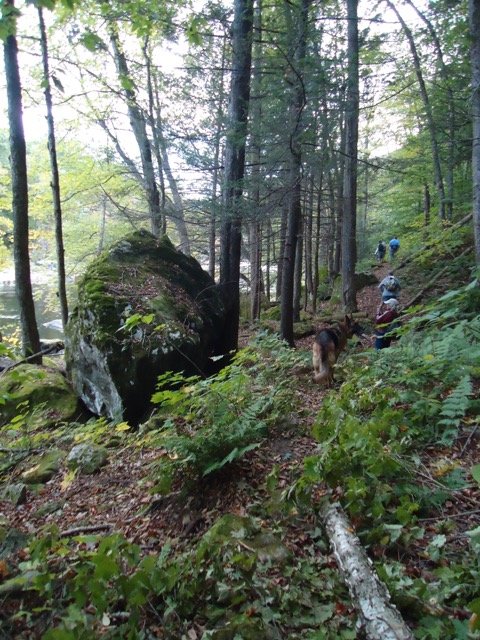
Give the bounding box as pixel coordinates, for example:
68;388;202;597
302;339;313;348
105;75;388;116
314;312;369;324
59;524;113;538
319;501;414;640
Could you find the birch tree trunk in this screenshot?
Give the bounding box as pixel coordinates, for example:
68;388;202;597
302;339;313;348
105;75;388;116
320;501;414;640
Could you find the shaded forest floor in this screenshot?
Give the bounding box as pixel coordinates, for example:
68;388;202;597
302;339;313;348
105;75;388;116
2;257;479;637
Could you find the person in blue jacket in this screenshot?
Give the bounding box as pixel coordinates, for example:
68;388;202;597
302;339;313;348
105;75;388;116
389;237;400;261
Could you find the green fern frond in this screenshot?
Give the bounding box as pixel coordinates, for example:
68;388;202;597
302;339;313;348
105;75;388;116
438;375;473;428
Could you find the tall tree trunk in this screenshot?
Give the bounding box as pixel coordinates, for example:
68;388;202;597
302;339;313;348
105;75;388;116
38;7;68;329
470;0;480;266
280;0;309;346
276;205;287;301
218;0;254;354
208;38;228;278
249;0;264;321
293;217;303;321
3;0;41;361
154;119;191;254
266;217;272;304
249;221;263;319
385;0;446;221
424;183;431;227
334;172;343;280
143;38;167;235
304;173;314;310
108;24;162;236
312;173;322;313
98;195;107;255
341;0;359;313
403;0;455;221
150;65;191;254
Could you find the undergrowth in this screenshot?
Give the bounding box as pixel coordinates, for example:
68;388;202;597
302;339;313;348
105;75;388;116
143;334;303;493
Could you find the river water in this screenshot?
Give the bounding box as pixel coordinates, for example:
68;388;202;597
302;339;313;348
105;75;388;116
0;281;65;343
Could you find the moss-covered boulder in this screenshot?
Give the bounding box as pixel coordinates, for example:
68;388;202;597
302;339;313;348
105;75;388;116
66;443;108;474
20;450;66;484
354;271;379;291
0;364;80;429
65;231;226;424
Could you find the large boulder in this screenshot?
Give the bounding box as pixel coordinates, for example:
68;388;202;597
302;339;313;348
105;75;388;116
65;231;226;424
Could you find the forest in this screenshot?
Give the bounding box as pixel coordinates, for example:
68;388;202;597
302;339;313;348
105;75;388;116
1;0;480;637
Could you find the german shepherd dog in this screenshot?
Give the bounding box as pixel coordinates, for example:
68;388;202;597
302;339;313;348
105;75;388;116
312;314;363;387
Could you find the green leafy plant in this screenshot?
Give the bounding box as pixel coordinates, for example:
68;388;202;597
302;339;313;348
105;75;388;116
148;334;302;492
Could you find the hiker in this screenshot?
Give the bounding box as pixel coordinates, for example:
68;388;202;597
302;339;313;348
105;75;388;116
389;236;400;261
374;240;386;262
378;270;401;302
375;298;400;350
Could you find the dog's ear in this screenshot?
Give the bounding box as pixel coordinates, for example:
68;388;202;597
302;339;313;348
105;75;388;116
345;314;352;325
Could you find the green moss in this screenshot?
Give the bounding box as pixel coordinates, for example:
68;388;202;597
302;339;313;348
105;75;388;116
260;305;281;321
0;365;79;429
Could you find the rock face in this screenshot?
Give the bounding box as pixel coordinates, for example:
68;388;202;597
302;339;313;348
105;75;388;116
65;231;226;424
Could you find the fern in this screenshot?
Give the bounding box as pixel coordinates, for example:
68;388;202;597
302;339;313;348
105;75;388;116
438;375;472;433
148;334;302;490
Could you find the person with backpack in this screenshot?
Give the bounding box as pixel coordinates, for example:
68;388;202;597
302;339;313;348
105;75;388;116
374;240;386;262
375;298;400;349
389;236;400;261
378;270;401;302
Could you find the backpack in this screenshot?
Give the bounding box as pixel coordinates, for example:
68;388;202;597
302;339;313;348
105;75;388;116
385;275;398;292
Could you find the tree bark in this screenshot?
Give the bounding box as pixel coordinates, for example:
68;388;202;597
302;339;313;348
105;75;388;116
108;24;162;237
208;38;228;279
341;0;359;313
218;0;254;354
38;6;69;329
280;0;309;346
3;0;41;361
143;38;167;235
320;501;414;640
293;216;303;321
304;173;314;311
